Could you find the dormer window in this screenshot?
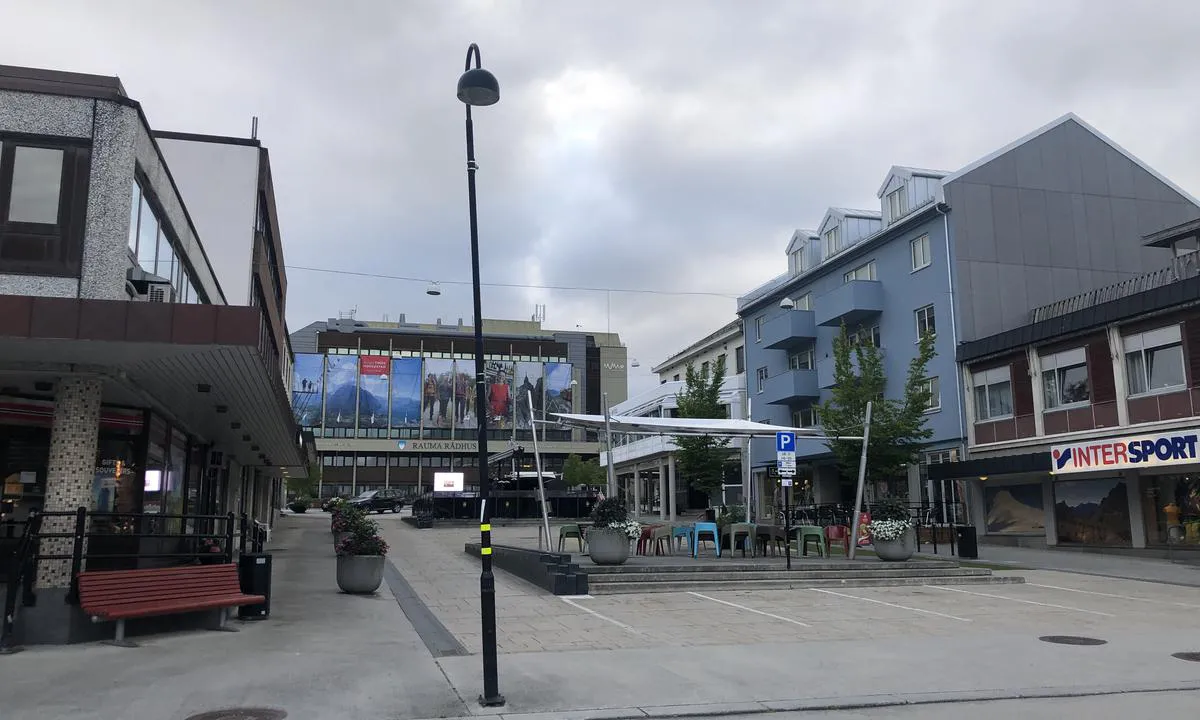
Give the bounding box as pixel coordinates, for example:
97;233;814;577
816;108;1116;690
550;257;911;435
823;226;839;258
887;186;908;221
790;248;804;275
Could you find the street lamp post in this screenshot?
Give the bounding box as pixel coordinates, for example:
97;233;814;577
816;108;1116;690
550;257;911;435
457;42;504;708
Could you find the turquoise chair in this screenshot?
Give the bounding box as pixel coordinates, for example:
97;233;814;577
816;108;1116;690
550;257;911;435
692;521;721;558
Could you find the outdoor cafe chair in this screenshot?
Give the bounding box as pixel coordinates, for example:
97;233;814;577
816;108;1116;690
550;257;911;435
692;521;721;558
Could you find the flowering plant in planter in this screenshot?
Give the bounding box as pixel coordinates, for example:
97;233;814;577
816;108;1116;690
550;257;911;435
336;530;389;557
609;519;643;540
867;518;912;542
331;506;366;533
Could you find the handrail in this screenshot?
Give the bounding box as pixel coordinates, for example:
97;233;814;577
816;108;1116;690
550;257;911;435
1030;253;1200;323
1;510;42;654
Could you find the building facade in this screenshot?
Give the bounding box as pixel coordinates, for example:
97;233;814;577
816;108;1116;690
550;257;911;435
289;315;627;497
932;227;1200;552
602;319;747;517
738;113;1200;512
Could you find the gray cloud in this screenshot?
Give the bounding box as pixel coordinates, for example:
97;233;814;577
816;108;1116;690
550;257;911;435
3;0;1200;397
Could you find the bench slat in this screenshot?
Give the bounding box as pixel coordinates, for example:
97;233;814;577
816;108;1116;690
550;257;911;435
78;564;255;621
96;594;265;620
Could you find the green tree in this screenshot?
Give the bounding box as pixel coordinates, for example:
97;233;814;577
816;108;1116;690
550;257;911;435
819;327;936;488
562;454;604;487
287;463;319;499
674;356;731;501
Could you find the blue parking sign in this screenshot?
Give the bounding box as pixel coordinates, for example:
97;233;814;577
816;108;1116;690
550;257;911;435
776;431;795;452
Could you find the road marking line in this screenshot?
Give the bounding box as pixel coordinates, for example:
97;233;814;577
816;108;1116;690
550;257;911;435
812;588;972;622
925;585;1115;617
560;596;641;634
687;591;811;627
1028;583;1200;609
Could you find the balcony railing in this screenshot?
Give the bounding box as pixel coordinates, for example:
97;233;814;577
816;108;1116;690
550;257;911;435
1030;253;1200;323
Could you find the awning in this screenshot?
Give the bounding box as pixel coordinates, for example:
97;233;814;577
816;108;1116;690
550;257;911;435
547;413;861;440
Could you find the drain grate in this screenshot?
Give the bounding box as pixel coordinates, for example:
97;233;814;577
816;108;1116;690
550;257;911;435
1172;652;1200;662
185;710;287;720
1039;635;1107;646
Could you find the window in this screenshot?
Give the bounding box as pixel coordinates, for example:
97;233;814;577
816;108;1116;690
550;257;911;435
701;360;710;377
790;249;805;275
823;226;840;258
887;186;908;220
915;304;936;338
792;406;819;428
716;353;726;371
673;374;680;382
844;260;877;283
848;324;880;348
911;234;931;271
973;367;1013;421
926;449;954;465
1124;325;1186;395
734;346;745;374
127;179;203;304
1041;347;1090;409
794;292;812;311
755;316;765;342
0;140;90;275
755;367;768;393
921;377;941;412
788;347;814;371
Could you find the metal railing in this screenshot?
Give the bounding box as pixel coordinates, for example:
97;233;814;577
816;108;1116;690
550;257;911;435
781;501;969;556
1031;253;1200;323
1;511;42;653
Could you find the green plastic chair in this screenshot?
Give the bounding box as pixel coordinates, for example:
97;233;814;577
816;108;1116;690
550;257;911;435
797;525;827;557
558;523;585;553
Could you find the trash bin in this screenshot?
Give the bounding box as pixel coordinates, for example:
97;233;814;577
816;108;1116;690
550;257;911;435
704;508;716;523
238;552;272;620
954;525;978;560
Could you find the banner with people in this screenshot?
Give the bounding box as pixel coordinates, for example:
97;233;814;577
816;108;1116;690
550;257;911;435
485;361;514;429
291;354;324;426
422;359;456;431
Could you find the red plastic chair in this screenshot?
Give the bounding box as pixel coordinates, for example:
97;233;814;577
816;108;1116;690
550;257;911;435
825;525;851;556
636;525;656;555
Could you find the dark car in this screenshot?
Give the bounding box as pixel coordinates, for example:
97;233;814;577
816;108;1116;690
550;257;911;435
347;489;406;514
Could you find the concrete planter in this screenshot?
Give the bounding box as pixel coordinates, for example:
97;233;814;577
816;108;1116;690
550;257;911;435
336;554;385;594
587;527;630;566
873;526;916;562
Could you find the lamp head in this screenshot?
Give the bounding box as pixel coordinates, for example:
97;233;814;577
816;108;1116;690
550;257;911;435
457;67;500;106
779;297;796;310
425;282;442;296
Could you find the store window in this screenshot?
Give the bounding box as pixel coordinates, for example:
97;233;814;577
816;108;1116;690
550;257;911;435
1053;477;1131;545
1144;474;1200;546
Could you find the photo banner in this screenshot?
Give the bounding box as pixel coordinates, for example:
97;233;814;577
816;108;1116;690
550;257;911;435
357;355;390;429
485;360;514;429
291;353;324;426
513;362;544;430
389;357;423;428
544;362;574;415
454;362;477;431
422;359;456;431
323;356;357;428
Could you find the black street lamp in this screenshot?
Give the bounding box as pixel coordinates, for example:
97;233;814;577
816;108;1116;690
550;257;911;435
457;42;504;709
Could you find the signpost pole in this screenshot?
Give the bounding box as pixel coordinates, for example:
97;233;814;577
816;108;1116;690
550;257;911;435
783;473;792;570
848;401;873;561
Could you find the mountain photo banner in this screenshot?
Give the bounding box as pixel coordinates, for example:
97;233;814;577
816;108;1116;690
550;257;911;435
358;355;390;429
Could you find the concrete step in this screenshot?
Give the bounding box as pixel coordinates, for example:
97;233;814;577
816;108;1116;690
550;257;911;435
587;560;963;574
588;574;1026;595
590;567;994;583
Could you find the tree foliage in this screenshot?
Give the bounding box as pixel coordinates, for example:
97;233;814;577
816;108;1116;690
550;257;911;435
818;327;936;485
674;356;731;499
562;453;605;487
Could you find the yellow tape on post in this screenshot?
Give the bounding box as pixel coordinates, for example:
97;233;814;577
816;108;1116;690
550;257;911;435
481;547;493;555
480;523;491;532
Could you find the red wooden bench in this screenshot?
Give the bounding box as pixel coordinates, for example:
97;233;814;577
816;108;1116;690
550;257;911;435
77;563;265;647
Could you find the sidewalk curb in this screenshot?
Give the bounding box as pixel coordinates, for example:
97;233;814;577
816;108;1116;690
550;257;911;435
420;680;1200;719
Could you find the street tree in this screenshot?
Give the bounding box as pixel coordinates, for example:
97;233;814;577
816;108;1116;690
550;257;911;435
674;356;731;501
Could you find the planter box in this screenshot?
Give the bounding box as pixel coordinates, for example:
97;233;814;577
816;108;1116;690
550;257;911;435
464;543;588;595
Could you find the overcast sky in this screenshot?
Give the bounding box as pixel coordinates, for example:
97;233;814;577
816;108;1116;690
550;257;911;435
3;0;1199;397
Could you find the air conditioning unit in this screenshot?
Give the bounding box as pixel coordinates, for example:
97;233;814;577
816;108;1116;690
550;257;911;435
144;281;175;303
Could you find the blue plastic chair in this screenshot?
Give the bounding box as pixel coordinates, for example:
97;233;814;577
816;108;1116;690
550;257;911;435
692;521;721;558
671;525;694;555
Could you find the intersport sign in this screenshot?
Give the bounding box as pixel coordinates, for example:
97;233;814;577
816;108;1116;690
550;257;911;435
1050;428;1200;474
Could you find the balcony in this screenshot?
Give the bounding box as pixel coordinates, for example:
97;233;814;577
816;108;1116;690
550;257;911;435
762;368;820;405
815;280;883;327
761;309;817;349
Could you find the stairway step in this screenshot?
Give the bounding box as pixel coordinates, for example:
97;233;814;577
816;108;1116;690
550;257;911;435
590;568;993;583
589;574;1025;594
587;560;962;574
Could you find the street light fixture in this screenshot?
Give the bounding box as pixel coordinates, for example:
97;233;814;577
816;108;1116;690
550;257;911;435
458;42;504;709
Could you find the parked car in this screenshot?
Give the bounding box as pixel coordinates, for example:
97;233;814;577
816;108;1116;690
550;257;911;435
347;489;406;514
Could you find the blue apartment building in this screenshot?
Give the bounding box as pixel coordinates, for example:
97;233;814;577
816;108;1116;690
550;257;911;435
737;113;1200;515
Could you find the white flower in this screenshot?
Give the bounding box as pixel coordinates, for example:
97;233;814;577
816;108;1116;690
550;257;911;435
868;518;912;542
607;520;642;540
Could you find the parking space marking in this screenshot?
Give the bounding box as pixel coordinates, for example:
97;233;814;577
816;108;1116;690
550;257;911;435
1029;583;1200;610
926;585;1115;617
560;596;642;634
687;592;811;627
812;588;972;622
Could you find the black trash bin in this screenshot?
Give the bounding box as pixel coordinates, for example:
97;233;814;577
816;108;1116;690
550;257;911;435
954;526;978;560
238;552;272;620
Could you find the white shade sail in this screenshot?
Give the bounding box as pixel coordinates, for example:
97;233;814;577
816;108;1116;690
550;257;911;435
546;413;861;440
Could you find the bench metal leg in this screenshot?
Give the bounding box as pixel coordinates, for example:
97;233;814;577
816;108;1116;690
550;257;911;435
211;608;239;633
105;619;138;648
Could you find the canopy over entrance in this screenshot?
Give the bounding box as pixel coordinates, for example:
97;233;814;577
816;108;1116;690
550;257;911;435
547;413;862;440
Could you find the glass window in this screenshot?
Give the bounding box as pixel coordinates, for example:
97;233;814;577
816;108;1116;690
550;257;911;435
1124;325;1186;395
973;366;1013;420
755;316;765;342
155;230;176;285
844;260;877;283
788;347;814;371
1042;347;1090;409
848;324;880;348
755;367;768;393
734;346;745;375
128;182;141;254
911;234;931;270
137;195;158;272
8;146;63;224
888;186;908;220
922;377;941;411
794;292;812;311
915;304;936;338
700;361;710;377
792;406;819;428
823;226;839;258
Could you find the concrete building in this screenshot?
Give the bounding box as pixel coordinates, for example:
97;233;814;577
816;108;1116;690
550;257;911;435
0;65;302;645
288;315;627;498
932;226;1200;552
737;113;1200;515
602;319;747;517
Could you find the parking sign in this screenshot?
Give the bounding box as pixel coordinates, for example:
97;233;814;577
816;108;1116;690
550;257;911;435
776;431;796;477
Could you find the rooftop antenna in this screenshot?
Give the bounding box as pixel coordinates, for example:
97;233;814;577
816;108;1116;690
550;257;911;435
338;307;357;320
251;116;259;140
531;303;545;323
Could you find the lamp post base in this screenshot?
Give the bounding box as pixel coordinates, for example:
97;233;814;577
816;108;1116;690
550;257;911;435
479;694;506;707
